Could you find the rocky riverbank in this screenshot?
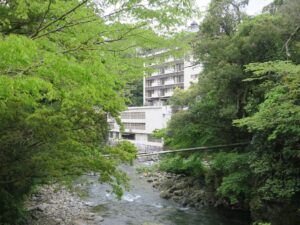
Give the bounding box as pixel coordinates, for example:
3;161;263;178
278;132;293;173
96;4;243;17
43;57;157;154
141;171;227;209
26;185;104;225
141;170;300;225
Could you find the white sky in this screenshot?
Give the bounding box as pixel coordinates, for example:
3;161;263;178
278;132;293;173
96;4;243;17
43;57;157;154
196;0;273;15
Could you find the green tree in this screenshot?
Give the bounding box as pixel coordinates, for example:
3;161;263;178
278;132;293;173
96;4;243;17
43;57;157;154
0;0;195;223
162;0;300;223
234;61;300;220
126;78;144;106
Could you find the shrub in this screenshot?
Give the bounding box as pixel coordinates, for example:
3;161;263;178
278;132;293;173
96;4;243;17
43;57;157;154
159;153;207;177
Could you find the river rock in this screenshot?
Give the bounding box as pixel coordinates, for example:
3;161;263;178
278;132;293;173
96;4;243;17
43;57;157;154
169;182;185;192
171;196;183;202
147;178;154;183
28;203;49;212
152;181;160;188
159;190;171;199
94;216;104;223
173;190;184;196
190;189;205;200
148;170;229;211
142;223;164;225
158;178;173;190
84;213;95;220
70;219;88;225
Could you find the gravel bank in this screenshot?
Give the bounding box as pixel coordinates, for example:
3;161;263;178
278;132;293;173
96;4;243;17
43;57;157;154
26;185;104;225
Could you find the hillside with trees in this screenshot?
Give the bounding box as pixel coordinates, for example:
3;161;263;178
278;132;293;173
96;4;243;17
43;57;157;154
0;0;195;224
160;0;300;224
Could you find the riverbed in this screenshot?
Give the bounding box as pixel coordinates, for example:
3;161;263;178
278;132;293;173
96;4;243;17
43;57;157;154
75;162;251;225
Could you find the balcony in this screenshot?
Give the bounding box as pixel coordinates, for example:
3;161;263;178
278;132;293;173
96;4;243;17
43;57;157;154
146;71;184;81
145;82;184;91
150;58;184;69
164;91;173;97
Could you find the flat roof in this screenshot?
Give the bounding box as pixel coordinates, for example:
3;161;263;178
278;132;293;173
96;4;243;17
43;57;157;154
126;105;170;110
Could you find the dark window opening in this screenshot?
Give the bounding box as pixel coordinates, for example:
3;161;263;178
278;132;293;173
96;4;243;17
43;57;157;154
122;133;135;140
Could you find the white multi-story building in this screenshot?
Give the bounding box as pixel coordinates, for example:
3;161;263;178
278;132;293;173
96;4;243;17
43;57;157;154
108;47;201;149
144;54;201;106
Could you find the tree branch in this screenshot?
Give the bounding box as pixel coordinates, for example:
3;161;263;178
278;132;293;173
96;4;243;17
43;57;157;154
3;60;44;76
105;44;138;53
61;23;145;54
31;0;53;38
102;2;128;19
101;3;148;19
31;0;89;38
33;18;96;40
283;25;300;59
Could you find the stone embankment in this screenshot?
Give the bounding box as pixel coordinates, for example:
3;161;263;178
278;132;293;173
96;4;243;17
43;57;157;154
26;185;103;225
142;171;225;209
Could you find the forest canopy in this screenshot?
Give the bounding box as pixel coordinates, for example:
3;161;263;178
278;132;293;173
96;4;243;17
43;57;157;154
0;0;195;224
162;0;300;223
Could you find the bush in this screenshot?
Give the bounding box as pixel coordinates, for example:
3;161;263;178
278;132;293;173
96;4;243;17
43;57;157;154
208;152;252;205
135;164;159;174
159;153;207;177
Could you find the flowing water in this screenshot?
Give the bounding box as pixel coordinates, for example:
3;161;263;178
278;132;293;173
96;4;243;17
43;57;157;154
76;163;251;225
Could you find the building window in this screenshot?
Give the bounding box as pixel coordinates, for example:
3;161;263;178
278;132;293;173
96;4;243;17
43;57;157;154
173;76;177;83
121;112;146;119
176;63;184;72
172;65;176;72
160;89;165;96
146;90;154;97
158;78;165;85
179;75;184;83
109;122;115;129
146;80;153;87
147;101;154;106
173;75;184;83
123;123;146;130
160;67;165;74
161;99;167;105
122;133;135;140
165;88;172;95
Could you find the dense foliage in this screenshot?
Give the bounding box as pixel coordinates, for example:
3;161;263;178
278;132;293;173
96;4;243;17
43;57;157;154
159;153;206;177
161;0;300;223
126;78;144;106
0;0;195;224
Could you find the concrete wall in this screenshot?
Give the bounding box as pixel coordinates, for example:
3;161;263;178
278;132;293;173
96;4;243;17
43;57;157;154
108;106;172;148
184;58;202;89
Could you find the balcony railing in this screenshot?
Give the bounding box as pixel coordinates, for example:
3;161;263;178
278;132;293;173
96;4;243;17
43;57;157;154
145;83;184;91
145;71;184;81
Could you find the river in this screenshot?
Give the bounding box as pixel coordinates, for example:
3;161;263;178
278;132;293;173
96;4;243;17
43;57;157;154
75;162;251;225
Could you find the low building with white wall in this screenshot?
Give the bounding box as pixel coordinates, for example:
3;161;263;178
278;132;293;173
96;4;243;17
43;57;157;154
108;106;172;150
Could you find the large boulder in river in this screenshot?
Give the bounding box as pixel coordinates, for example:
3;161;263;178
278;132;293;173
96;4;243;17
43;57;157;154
159;190;172;199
